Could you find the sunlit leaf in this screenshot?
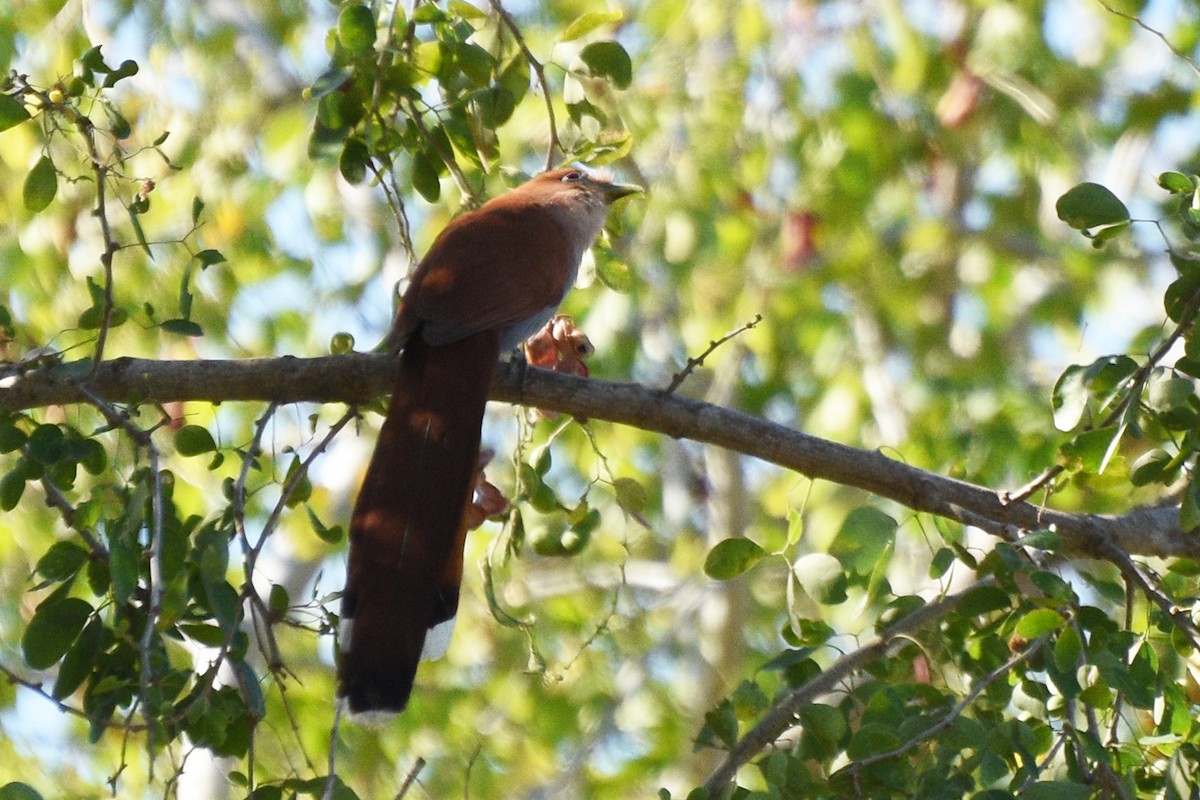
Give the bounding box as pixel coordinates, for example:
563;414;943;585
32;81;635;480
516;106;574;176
1014;608;1064;639
561;10;623;42
337;5;376;55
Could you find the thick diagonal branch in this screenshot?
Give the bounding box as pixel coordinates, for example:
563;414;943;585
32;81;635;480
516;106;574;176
1;354;1194;561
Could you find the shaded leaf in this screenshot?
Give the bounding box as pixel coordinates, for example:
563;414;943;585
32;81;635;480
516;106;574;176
579;41;633;89
0;94;31;132
101;59;139;88
23;156;57;213
161;318;204;337
1056;182;1129;230
175;424;216;456
0;783;45;800
22;597;93;670
36;541;90;583
704;538;764;580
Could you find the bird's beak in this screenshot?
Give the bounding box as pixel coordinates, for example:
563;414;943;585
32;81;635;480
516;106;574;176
601;181;642;204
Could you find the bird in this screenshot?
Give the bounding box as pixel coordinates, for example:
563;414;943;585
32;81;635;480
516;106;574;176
337;165;640;716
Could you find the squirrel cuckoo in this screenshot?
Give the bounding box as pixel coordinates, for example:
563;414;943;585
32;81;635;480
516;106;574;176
337;166;639;715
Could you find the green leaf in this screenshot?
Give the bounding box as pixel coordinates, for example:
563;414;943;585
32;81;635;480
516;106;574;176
412;4;447;24
929;547;956;579
579;41;633;89
956;584;1011;617
1089;220;1128;248
36;541;90;583
27;424;65;465
101;59;139;88
53;616;104;699
175;424;216;456
23;155;57;213
338;5;377;55
703;538;765;580
1011;530;1062;551
307;505;344;544
798;703;847;744
412;151;441;202
339;137;370;184
1055;182;1130;230
161;318;204;337
0;422;27;453
846;722;902;759
793;552;848;604
0;469;26;511
0;783;45;800
1061;426;1120;473
1131;450;1172;486
561;10;624;42
0;94;31;133
594;245;634;292
448;0;485;19
1014;608;1064;639
830;506;897;575
455;42;494;86
612;477;646;514
1054;626;1083;672
1157;171;1194;194
104;104;131;139
196;249;226;267
22;597;93;670
128;203;152;257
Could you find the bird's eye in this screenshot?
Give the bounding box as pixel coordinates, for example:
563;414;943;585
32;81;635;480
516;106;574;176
562;171;584;182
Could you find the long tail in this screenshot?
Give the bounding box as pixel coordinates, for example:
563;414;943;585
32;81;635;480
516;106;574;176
338;329;501;714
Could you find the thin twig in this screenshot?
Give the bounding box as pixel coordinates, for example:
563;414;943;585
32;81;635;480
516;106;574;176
1002;286;1200;505
0;661;148;731
1103;536;1200;651
322;703;344;800
665;314;762;394
848;634;1049;773
39;474;109;557
1094;0;1200;77
702;579;996;793
489;0;561;169
73;384;166;768
396;756;426;799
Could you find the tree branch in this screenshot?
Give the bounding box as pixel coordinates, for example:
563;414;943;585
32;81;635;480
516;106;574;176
1;354;1195;561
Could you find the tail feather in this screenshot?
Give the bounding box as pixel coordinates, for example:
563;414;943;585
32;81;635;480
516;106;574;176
337;329;501;714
